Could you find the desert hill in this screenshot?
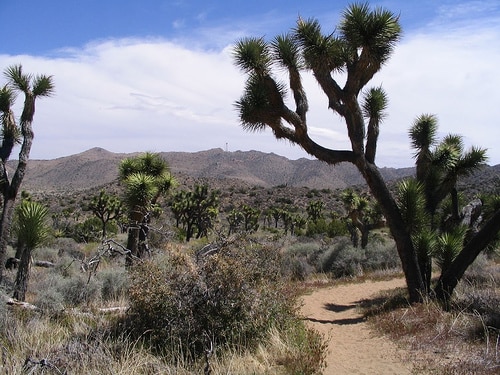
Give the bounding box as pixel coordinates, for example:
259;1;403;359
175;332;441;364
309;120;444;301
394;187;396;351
10;147;499;197
17;147;417;193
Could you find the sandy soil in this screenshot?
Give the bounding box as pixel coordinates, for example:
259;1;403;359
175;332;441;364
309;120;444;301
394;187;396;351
301;278;413;375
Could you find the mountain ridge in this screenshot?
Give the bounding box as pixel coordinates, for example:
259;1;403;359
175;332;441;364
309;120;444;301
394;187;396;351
12;147;499;195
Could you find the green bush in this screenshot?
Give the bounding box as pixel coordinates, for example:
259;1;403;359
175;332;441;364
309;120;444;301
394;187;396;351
125;239;298;359
99;268;129;301
57;275;101;307
277;320;327;375
317;237;400;278
363;240;400;271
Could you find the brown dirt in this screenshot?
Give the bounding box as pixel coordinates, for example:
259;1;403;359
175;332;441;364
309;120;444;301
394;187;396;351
301;278;413;375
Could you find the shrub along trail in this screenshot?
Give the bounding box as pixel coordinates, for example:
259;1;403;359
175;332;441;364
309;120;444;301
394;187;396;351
301;277;412;375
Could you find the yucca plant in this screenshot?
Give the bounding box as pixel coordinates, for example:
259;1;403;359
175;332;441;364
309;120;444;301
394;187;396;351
434;226;468;275
118;153;176;265
12;200;50;301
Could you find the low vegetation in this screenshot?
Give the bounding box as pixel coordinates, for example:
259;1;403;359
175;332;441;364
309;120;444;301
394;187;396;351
362;253;500;374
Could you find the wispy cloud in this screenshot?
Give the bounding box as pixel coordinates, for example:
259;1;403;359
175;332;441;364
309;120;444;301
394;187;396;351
0;1;498;168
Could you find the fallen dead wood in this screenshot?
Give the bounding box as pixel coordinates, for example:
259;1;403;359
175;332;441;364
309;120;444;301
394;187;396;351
97;306;129;314
34;260;55;268
6;297;40;311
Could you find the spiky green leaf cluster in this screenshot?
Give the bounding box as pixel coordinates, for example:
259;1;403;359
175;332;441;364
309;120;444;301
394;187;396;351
396;178;428;233
340;2;401;64
15;200;50;250
362;86;388;121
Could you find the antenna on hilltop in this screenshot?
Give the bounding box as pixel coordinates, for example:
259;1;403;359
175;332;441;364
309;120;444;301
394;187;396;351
225;142;228;152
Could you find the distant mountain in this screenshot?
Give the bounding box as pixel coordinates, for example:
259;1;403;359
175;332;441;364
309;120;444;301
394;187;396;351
12;147;499;195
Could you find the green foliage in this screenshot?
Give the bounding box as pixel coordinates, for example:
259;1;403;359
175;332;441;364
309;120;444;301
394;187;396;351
119;153;176;261
434;226;468;273
276;321;327;375
14;200;50;250
126;239;297;359
99;268;129;301
306;200;324;223
317;237;399;278
88;189;123;238
227;204;260;234
73;217;105;243
396;179;427;233
170;184;219;241
306;218;328;236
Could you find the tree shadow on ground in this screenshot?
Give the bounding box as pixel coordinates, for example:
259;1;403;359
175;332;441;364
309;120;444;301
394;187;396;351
323;303;356;312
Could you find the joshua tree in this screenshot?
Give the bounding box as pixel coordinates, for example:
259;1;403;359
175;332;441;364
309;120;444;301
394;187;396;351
88;189;123;238
0;65;54;282
233;3;424;301
12;200;50;301
341;188;383;248
119;152;175;265
398;114;498;299
171;184;219;241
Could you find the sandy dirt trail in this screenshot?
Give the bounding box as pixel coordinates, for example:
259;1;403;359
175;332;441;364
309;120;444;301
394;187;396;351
301;278;413;375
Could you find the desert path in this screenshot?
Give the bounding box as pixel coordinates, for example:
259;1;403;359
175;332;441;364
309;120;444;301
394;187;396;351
301;278;413;375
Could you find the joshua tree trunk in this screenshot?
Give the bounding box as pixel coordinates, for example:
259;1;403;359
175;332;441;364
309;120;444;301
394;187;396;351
434;209;500;302
125;225;140;267
0;198;16;280
357;160;425;302
12;246;33;301
0;121;33;283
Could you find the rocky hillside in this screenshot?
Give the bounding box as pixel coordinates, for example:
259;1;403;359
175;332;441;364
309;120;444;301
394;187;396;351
10;147;499;196
14;147;414;193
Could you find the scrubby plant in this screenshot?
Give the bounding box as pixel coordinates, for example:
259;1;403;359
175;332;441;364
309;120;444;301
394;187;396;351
99;268;129;302
125;238;300;361
271;322;327;375
56;274;101;307
317;236;400;278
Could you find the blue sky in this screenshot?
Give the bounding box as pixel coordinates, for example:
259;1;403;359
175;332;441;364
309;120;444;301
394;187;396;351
1;0;499;167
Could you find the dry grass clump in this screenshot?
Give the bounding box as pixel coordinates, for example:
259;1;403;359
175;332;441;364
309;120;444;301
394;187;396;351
362;256;500;374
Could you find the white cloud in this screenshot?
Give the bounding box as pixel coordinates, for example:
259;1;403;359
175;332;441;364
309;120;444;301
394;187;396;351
0;7;498;168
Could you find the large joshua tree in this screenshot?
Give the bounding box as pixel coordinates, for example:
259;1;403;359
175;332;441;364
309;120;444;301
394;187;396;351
233;3;425;301
119;152;176;265
0;65;54;283
406;114;500;301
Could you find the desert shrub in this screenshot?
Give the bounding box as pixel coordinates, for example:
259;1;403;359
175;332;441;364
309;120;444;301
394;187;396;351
35;246;60;263
318;237;365;278
57;274;101;307
282;241;322;280
34;287;65;314
274;321;327;375
52;237;85;260
99;268;129;302
363;240;400;271
125;239;298;360
286;241;322;257
316;237;400;278
453;256;500;332
0;293;9;332
281;256;313;281
461;253;497;284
